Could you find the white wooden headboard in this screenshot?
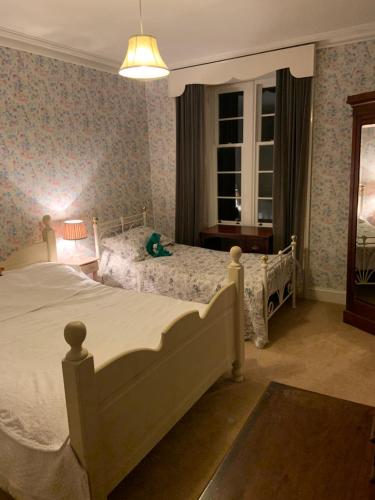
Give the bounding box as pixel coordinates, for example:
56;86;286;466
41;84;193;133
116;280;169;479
92;207;147;259
1;215;57;271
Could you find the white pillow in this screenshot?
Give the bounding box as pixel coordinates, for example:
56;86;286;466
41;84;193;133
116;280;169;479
123;226;155;260
102;227;153;261
102;233;129;254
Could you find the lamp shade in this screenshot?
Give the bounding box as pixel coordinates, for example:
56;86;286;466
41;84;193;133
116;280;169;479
63;220;88;241
119;35;169;80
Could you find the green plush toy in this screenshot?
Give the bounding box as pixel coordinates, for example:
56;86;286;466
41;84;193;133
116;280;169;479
146;232;172;258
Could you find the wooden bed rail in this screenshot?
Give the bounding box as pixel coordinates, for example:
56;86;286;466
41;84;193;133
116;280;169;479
62;246;244;499
228;246;245;382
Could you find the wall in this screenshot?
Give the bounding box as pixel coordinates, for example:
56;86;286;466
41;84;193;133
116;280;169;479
145;79;176;238
4;39;375;290
0;46;152;260
308;40;375;294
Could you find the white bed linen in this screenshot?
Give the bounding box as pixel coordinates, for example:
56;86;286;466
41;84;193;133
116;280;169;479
0;263;205;500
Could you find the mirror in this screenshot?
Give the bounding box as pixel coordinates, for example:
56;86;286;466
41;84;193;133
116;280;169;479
355;124;375;304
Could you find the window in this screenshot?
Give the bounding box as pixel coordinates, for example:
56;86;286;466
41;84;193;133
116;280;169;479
208;77;275;227
256;85;276;226
217;90;244;223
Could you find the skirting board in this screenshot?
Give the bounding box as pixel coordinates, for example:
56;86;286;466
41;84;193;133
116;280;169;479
305;287;346;305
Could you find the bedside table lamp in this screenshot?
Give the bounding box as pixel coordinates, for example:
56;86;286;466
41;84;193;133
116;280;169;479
63;220;88;254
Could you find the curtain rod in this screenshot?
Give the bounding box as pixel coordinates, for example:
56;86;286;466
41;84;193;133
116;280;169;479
171;42;313;72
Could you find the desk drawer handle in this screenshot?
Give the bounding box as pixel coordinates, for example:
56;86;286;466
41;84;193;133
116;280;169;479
250;245;260;251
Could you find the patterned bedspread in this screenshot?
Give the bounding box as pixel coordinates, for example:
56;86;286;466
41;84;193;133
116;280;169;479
99;243;293;348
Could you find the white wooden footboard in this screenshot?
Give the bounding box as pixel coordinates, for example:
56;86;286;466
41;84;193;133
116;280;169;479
62;247;244;500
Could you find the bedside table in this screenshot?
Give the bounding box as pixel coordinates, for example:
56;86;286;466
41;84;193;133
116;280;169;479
63;257;99;280
200;225;273;254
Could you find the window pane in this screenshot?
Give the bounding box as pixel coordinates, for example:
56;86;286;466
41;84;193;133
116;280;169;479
218;198;241;222
262;87;276;114
217;147;241;171
219;91;243;118
258;199;273;223
218;173;241;197
259;173;273;197
261;116;274;141
259;145;273;171
219;119;243;144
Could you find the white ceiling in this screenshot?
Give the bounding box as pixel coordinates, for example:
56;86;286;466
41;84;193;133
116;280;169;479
1;0;375;70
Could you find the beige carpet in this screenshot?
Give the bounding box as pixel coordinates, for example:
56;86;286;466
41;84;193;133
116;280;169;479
2;300;375;500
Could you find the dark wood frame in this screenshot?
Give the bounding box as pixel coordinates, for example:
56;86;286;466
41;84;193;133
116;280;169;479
344;91;375;334
199;224;273;254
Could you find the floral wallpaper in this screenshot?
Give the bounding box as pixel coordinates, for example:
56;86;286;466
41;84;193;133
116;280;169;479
145;79;176;238
308;40;375;291
0;46;152;261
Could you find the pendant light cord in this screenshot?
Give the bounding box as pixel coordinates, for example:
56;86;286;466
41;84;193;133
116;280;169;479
139;0;144;34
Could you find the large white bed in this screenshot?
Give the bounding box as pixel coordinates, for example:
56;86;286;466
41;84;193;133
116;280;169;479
0;216;244;500
94;210;297;348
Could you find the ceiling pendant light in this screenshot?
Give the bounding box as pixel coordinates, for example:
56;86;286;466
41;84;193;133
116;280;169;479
119;0;169;80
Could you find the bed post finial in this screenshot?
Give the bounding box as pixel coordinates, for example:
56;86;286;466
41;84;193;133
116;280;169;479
92;217;100;259
229;245;242;266
142;206;147;226
228;246;244;382
42;214;57;262
64;321;89;362
291;235;297;308
42;214;52;228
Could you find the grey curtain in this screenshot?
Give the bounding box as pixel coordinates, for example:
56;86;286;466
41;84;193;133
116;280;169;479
175;84;205;246
273;68;312;261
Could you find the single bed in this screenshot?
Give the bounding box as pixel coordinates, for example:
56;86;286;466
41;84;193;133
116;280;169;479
0;216;244;500
93;209;297;348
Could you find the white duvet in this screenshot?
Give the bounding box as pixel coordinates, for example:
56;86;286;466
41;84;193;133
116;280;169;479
0;263;205;500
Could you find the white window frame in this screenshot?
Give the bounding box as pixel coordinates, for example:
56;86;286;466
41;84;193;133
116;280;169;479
206;74;275;227
254;75;276;228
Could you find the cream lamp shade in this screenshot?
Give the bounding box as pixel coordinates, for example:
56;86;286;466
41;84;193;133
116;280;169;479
119;34;169;80
63;220;88;241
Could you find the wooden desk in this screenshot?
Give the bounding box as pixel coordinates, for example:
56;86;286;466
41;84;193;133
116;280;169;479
200;225;273;254
200;382;375;500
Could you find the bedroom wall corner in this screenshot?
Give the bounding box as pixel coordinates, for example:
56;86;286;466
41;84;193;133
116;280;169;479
145;79;176;238
0;46;153;261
